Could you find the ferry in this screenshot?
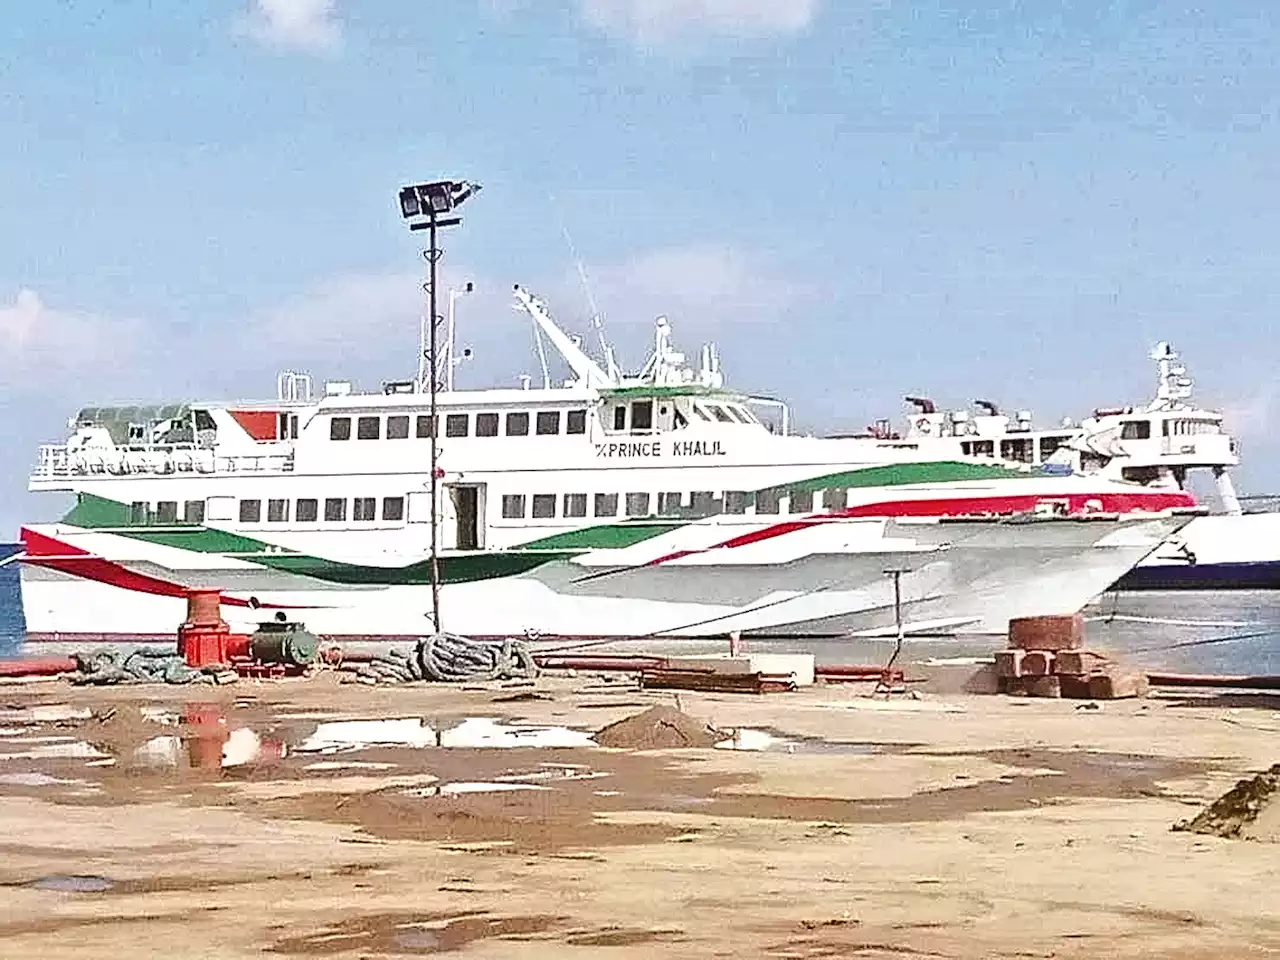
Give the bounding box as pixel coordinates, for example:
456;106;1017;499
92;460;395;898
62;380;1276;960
18;286;1198;643
856;344;1280;590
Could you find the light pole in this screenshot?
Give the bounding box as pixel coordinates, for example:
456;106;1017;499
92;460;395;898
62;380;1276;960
446;282;474;392
398;179;481;634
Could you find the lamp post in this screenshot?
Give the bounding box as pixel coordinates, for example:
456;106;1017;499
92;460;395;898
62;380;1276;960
398;179;481;633
446;282;474;392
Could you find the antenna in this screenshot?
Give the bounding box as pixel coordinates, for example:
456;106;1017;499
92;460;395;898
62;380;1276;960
550;194;620;381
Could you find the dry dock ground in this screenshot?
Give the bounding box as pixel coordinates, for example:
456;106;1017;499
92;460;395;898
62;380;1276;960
0;672;1278;959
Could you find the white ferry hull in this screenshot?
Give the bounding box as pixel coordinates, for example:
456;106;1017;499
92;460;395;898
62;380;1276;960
18;514;1184;643
1115;513;1280;590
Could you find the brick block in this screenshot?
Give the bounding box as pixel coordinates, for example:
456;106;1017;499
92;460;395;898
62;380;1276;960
1022;650;1055;677
1054;649;1111;676
994;649;1026;679
1000;675;1062;698
1058;674;1094;699
1025;675;1062;698
1008;614;1085;652
1087;671;1150;700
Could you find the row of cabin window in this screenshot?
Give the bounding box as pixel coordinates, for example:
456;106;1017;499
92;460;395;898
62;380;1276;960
237;497;406;523
127;498;406;525
500;487;849;521
329;410;588;442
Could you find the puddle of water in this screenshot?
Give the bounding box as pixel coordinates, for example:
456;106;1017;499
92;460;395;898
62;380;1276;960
403;782;553;797
438;718;595;750
294;717;596;753
139;707;180;725
0;772;85;788
296;718;438;753
713;728;882;755
303;760;398;772
27;874;114;893
490;764;608;784
0;741;110;761
132;736;183;769
0;705;92;724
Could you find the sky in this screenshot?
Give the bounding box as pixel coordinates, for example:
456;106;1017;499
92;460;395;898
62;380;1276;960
3;0;1280;536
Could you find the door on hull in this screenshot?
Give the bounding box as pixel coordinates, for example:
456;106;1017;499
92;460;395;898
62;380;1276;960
447;484;484;551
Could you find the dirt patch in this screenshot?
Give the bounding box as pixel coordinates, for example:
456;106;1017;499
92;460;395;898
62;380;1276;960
267;910;564;954
1174;763;1280;842
564;926;686;946
595;705;722;750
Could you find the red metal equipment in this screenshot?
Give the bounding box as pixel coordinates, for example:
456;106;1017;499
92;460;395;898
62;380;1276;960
178;589;232;668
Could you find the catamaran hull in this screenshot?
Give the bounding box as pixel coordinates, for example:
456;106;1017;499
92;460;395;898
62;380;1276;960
17;515;1185;643
1113;513;1280;591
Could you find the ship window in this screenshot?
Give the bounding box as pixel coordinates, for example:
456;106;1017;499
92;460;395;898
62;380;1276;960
1039;435;1069;459
724;491;749;515
690;491;720;517
631;401;654;432
183;500;205;524
324;498;347;522
1123;466;1161;484
674;409;688;429
330;417;351;441
531;494;556;519
353;497;377;521
788;490;814;514
194;410;216;432
155;501;178;524
382;497;405;521
708;404;735;424
625;492;651;517
613;406;627;431
296;498;318;522
357;416;381;440
502;495;526;519
416;415;436;438
692;403;713;421
566;410;587;435
445;414;469;437
239;499;262;523
755;489;782;515
506;412;530;436
728;406;752;424
386;415;410;440
593;493;618;517
563;493;588;518
1000;438;1034;463
822;488;847;512
475;413;499;437
658;491;683;516
536;411;561;435
1120;420;1151;440
268;499;289;523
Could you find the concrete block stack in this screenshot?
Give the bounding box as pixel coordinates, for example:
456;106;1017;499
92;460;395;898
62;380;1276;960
994;614;1149;700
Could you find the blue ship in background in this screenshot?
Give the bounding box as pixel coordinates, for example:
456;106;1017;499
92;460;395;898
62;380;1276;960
0;543;26;656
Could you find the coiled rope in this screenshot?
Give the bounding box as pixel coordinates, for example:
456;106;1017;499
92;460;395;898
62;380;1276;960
70;646;230;685
353;633;538;685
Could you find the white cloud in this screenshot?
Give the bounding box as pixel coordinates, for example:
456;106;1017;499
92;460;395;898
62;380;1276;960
236;0;342;53
573;242;807;328
576;0;821;46
0;289;143;386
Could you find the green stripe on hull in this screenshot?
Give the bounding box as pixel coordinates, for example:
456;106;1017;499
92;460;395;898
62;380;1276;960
127;528;288;555
765;461;1028;496
255;551;577;585
512;521;683;550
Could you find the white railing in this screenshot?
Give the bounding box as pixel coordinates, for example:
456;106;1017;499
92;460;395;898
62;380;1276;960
31;443;295;480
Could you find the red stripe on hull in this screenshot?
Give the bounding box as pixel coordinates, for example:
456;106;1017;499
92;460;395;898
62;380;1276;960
18;527;298;609
646;491;1195;566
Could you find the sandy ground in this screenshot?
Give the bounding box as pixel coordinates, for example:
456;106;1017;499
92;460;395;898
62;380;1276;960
0;670;1278;959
